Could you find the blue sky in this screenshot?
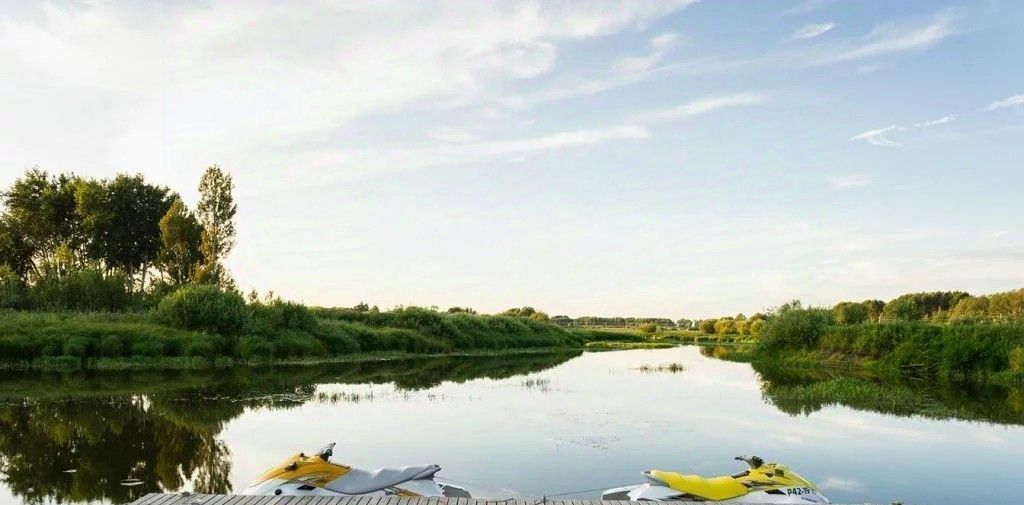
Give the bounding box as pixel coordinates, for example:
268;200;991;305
1;0;1022;318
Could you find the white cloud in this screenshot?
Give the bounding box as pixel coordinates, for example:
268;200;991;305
818;11;956;64
0;0;693;188
613;32;679;74
295;125;650;182
827;174;874;189
497;12;954;112
987;94;1024;110
792;22;835;40
850;125;903;146
645;92;768;121
914;114;957;127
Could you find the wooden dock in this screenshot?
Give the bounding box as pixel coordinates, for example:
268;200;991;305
130;494;722;505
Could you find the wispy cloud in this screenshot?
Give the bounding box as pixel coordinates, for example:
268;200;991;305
499;12;955;112
914;114;957;127
792;22;835;40
613;32;679;74
827;174;874;189
850;125;903;146
297;124;651;183
987;94;1024;110
817;11;956;64
645;92;768;121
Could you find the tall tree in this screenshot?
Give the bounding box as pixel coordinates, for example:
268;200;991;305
1;169;84;269
76;174;174;287
158;198;204;286
195;166;237;287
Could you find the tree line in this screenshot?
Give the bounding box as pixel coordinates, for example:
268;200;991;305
0;166;237;310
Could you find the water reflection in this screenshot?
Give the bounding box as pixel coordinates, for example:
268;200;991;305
0;351;579;504
0;347;1021;505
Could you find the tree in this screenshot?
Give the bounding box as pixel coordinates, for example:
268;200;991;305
76;174;174;288
676;318;693;330
158;198;204;286
699;319;717;334
195;166;237;287
714;317;738;334
0;216;33;280
1;169;84;269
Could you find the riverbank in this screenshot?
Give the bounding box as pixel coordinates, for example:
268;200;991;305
0;306;602;370
751;306;1024;387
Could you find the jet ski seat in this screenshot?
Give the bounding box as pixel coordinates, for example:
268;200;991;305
647;470;749;501
327;464;442;494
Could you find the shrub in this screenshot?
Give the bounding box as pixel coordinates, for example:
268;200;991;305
27;267;133;311
157;284;248;334
130;339;165;357
98;335;125;357
249;299;317;335
239;335;275;360
0;266;26;309
62;336;92;358
756;303;832;355
184;339;217;358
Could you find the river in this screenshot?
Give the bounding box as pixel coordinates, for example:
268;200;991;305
0;346;1021;504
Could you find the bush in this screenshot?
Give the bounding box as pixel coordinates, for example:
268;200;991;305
756;303;832;355
239;335;275;360
98;335;125;357
0;266;26;309
130;339;165;357
27;267;133;311
249;300;317;335
157;284;248;335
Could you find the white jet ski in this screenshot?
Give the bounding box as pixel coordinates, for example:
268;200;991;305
241;443;470;498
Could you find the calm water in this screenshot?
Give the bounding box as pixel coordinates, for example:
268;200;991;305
1;346;1022;505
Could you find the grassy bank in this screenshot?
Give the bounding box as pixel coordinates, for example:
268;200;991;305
0;304;594;370
752;305;1024;385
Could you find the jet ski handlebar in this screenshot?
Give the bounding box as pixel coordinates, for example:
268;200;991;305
734;455;764;469
318;442;336;461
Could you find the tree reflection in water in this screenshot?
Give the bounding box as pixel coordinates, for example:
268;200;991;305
0;351;580;504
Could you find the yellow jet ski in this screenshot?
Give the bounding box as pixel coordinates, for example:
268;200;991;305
241;443;471;498
602;456;830;503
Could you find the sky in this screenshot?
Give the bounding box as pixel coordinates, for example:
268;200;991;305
1;0;1023;319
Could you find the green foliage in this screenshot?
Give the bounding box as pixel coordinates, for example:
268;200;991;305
0;266;26;309
755;301;832;355
156;285;248;335
26;267;133;312
637;322;659;336
699;319;717;334
882;291;970;321
0;215;34;279
1;169;84;269
749;319;766;337
833;301;869;325
76;174;174;280
158;198;204;286
714;317;738;334
195;165;237;288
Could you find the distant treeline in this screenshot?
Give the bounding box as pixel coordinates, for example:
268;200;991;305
550;315;680;329
748;289;1024;383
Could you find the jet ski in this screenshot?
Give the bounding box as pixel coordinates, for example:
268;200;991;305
241;443;471;498
602;456;830;503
